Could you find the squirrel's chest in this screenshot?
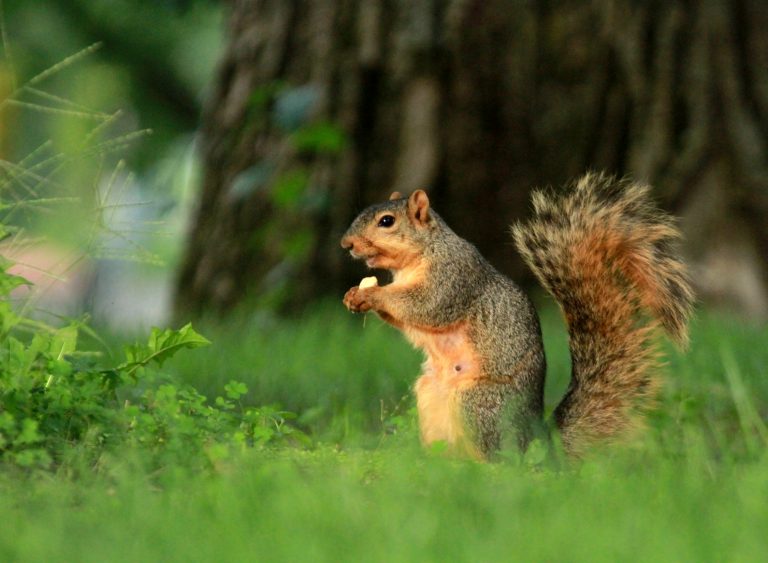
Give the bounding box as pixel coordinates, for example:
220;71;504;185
406;323;480;383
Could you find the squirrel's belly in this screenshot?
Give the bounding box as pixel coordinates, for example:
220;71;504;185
409;323;482;455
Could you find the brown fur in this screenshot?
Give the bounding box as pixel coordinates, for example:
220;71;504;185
512;172;694;456
342;191;540;458
342;175;693;459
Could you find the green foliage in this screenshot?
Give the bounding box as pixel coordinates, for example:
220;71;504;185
118;323;210;376
291;121;347;154
166;304;421;444
0;262;305;472
1;293;768;561
4;0;224;171
227;81;346;309
1;436;768;562
0;38;308;474
0;258;30;295
271;168;310;210
168;300;768;460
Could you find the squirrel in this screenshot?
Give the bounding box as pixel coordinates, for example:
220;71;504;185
341;172;694;459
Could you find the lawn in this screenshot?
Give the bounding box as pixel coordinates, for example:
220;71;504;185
1;302;767;562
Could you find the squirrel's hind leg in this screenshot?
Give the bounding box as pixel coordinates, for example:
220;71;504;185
458;380;543;458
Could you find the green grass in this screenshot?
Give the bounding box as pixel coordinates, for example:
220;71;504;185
2;304;768;562
163;302;426;443
162;300;575;442
2;447;767;562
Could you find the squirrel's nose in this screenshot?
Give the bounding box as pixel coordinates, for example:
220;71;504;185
340;235;353;250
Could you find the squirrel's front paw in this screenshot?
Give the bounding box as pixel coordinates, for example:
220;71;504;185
343;286;375;313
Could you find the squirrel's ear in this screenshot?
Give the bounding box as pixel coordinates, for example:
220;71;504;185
408;190;430;226
389;191;403;200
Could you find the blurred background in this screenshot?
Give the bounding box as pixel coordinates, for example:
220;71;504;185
1;0;223;329
2;0;768;330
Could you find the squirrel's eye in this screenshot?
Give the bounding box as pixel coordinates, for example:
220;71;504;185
378;215;395;228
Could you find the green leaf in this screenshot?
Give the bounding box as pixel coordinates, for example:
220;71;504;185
283;227;314;259
0;271;31;296
119;323;211;376
15;418;42;446
0;302;22;336
224;380;248;400
0;256;32;297
291;121;346;154
49;325;78;359
271;168;308;210
248;81;286;112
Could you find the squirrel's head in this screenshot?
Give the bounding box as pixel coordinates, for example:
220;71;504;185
341;190;435;270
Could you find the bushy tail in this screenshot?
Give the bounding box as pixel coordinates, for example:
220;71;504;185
511;172;694;456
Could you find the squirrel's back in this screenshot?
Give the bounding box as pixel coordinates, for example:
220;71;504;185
512;172;694;456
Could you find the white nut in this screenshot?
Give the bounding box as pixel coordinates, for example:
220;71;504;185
359;276;378;289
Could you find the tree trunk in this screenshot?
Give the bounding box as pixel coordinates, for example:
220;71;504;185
175;0;768;319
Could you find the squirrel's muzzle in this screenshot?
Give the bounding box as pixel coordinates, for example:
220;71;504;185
341;233;375;265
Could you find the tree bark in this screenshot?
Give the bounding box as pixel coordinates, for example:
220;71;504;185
175;0;768;319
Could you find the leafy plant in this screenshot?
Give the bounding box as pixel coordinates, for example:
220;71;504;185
0;34;307;474
0;258;306;472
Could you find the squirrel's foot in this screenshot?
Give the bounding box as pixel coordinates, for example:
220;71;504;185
343;286;375;313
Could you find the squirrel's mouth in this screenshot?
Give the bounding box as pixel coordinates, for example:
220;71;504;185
348;248;382;268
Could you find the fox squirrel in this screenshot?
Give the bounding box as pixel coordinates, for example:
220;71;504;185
341;173;694;459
